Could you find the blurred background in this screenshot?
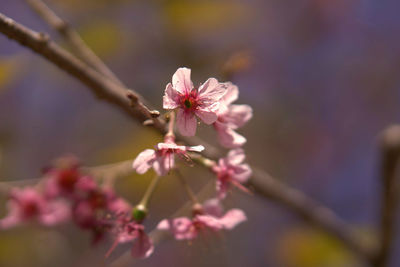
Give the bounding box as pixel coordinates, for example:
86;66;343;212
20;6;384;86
1;0;400;266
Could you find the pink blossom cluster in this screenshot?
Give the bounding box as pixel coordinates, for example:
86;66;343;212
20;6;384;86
0;159;154;257
163;68;253;148
0;67;253;261
129;67;253;257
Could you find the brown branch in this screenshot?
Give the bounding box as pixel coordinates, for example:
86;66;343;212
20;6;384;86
373;125;400;267
0;12;376;264
24;0;125;87
0;12;164;132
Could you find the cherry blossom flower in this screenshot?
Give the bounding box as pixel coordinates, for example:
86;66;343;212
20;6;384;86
44;166;83;199
163;67;227;136
132;136;204;176
0;187;70;229
106;215;153;259
157;199;246;240
212;149;252;199
213;82;253;148
72;185;131;244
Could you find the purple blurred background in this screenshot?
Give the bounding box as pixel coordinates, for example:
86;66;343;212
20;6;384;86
1;0;400;266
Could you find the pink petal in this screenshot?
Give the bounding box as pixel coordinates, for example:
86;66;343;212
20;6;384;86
214;121;247;148
195;109;218;124
40;200;70;226
197;78;226;103
157;142;186;152
156;219;171;231
131;232;154;258
132;149;156;174
157;217;196;240
0;207;20;229
220;82;239;106
172;67;193;94
108;198;132;214
186;145;204;152
195;215;223;230
223;104;253;128
203;198;223;217
219;209;247;230
231;163;252;183
227;149;246;165
176;109;197;136
153;153;174;176
163;83;180;109
216;179;230;199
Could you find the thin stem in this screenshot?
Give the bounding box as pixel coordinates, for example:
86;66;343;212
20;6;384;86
175;170;199;204
25;0;124;87
139;175;161;208
166;111;176;138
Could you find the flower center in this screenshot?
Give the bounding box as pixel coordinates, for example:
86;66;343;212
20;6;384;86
24;202;39;218
58;169;79;191
184;99;192;109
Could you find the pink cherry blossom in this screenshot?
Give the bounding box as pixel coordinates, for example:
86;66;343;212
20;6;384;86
163;67;227;136
132;136;204;176
213;82;253;148
212;149;252;199
157;199;246;240
44;166;84;199
106;216;153;259
0;187;70;229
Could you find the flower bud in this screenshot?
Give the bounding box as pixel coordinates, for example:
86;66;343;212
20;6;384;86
132;204;147;223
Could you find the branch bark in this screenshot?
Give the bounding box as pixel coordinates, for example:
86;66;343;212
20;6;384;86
0;12;376;264
373;125;400;267
25;0;125;87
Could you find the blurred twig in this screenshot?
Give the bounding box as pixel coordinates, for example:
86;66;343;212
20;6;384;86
0;12;377;265
373;125;400;267
24;0;124;87
0;179;40;194
0;13;163;132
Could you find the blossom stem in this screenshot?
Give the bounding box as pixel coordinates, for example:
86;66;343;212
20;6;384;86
166;111;175;138
175;170;199;204
139;174;161;208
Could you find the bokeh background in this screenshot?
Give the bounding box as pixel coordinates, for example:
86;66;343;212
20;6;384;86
1;0;400;266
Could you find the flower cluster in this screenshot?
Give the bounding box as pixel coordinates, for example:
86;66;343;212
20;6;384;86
128;67;253;257
0;67;253;261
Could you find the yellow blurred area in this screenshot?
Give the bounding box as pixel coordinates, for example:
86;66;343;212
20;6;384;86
0;56;22;94
164;0;252;35
78;20;123;58
277;226;359;267
0;228;68;267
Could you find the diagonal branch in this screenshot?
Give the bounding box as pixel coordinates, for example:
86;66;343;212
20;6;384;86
373;125;400;267
25;0;125;87
0;12;164;132
0;12;375;264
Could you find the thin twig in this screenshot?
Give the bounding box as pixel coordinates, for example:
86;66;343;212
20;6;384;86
0;13;376;264
24;0;124;87
108;180;215;267
0;12;164;132
373;125;400;267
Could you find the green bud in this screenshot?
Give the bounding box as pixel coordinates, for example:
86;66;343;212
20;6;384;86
132;204;147;222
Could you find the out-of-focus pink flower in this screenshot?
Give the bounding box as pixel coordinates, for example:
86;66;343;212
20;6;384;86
163;67;227;136
0;187;70;229
132;136;204;176
212;149;252;199
44;167;84;199
66;180;132;245
106;217;153;259
213;82;252;148
157;199;246;240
